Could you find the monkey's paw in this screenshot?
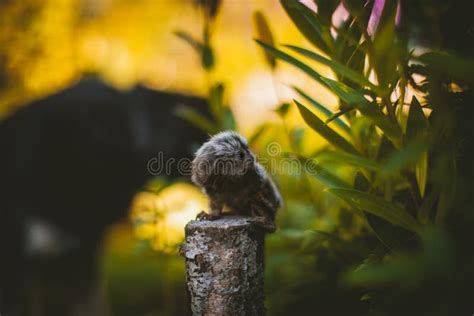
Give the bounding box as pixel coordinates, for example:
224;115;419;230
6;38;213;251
196;211;221;221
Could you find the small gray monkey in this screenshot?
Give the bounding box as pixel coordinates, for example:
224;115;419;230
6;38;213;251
191;131;282;232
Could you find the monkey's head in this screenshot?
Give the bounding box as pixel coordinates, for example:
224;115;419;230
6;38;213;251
191;131;258;190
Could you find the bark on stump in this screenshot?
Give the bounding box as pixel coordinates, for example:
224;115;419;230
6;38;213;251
181;216;265;316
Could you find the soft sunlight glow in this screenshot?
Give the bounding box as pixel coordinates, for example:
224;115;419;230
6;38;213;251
130;183;207;253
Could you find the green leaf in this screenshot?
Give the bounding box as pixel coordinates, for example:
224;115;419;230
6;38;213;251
248;123;269;147
319;76;366;105
418;187;438;224
173;30;213;70
315;151;381;171
280;0;332;54
291;127;305;148
352;172;414;250
254;40;328;87
209;83;225;119
253;11;276;69
301;156;352;188
325;109;353;130
313;0;339;22
382;140;428;174
201;44;214;70
416;150;428;197
320;77;402;140
197;0;222;19
353;171;370;192
326;188;421;232
285;44;377;91
417;51;474;83
222;107;236;130
293;86;350;133
174;105;217;134
371;3;398;88
406;96;428;141
275;102;290;117
295;100;358;154
174;30;202;52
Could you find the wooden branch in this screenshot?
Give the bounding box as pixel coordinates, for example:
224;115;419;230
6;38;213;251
181;216;265;316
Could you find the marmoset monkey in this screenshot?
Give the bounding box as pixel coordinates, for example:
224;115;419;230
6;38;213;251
191;131;282;232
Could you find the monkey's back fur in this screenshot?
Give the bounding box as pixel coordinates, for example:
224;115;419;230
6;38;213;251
191;131;282;232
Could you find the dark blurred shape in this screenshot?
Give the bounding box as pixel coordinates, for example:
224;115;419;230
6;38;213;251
402;0;474;57
0;79;210;315
438;0;474;57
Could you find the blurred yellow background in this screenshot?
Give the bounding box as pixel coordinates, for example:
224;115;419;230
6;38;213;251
0;0;337;130
0;0;341;252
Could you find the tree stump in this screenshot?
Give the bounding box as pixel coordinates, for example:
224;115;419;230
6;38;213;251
181;216;265;316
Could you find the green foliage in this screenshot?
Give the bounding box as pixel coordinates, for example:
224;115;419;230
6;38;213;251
295;100;357;154
293;86;350;133
255;0;474;314
253;11;276;69
153;1;474;315
174;5;237;131
326;188;421;232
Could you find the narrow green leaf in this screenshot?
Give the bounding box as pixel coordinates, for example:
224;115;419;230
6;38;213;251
255;40;328;87
293;86;350;133
325;109;353;130
327;188;421;232
405;97;429;197
291;127;305;148
320;76;367;105
222;107;236;130
352;172;413;250
295;100;358;154
300;156;352;188
313;0;339;22
320;77;402;139
354;171;370;192
372;4;398;87
201;44;214;70
174;105;217;134
315;151;381;171
406;96;428;141
209;83;225;119
417;51;474;83
253;11;276;69
418;187;438;224
382;140;428;174
285;44;377;91
416;150;428;197
248;123;269;147
275;102;290;117
280;0;331;54
174;30;202;52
